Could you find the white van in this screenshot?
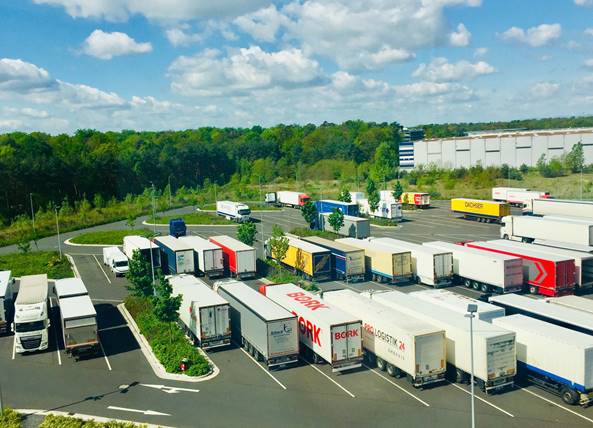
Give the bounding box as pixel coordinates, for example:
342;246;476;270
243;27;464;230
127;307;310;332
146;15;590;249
102;246;129;276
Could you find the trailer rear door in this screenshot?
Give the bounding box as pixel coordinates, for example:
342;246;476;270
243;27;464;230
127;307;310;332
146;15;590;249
200;306;216;340
215;305;229;337
331;323;361;362
415;333;445;376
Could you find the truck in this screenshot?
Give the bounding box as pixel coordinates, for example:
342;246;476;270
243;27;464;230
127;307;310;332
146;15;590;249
314;200;359;217
450;198;510;223
53;278;88;300
464;240;576;297
273;191;311;208
505;190;550;207
400;192;430;208
336;238;413;284
367;290;516;393
169;218;187;237
216;200;251;223
59;294;99;358
488;293;593;336
13;274;50;353
154;235;195;275
102;246;129;277
493;314;593;406
266;235;331;281
323;289;446;387
178;235;224;278
300;236;365;282
0;271;14;335
214;280;299;369
371;238;453;287
171;275;231;349
357;198;403;221
410;289;505;323
423;241;524;294
123;235;161;268
492;187;529;202
318;213;370;238
526;198;593;218
209;235;257;279
501;215;593;247
546;295;593;315
261;283;363;372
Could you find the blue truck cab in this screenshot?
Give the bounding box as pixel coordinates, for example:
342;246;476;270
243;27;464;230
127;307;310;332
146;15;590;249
169;218;187;238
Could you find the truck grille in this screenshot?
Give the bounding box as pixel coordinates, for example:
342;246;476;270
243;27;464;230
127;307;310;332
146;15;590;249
21;336;42;350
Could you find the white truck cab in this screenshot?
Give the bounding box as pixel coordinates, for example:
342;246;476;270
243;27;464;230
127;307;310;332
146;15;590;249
103;246;129;276
13;274;50;353
0;270;15;335
216;200;251;223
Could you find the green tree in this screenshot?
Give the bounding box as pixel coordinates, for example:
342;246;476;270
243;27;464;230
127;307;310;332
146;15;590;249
125;214;136;229
337;188;352;202
301;200;318;229
327;209;344;234
268;225;289;265
237;221;257;245
392;180;403;201
366;178;380;212
152;273;182;343
126;250;154;297
372;142;399;181
565;143;585;173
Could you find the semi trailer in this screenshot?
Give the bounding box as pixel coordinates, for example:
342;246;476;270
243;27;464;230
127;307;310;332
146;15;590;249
154;235;195;275
0;271;14;335
410;289;505;323
357;198;403;221
54;278;88;300
450;198;510;223
492;187;529;202
268;191;311;208
123;235;161;267
209;235;257;279
178;235;225;278
300;236;365;282
501;215;593;247
315;200;359;217
546;295;593;315
318;213;370;238
59;295;99;358
527;198;593;218
400;192;430;208
266;235;331;281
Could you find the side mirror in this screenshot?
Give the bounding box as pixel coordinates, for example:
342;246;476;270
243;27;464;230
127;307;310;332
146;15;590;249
10;323;14;333
47;321;51;328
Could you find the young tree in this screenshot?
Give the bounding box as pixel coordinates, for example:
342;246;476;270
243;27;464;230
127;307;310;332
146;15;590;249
327;209;344;234
126;250;154;297
366;178;380;212
268;225;289;265
392;180;403;201
565;142;585;173
337;188;352;203
152;273;182;343
237;221;257;245
301;200;318;229
125;214;136;229
372;142;399;181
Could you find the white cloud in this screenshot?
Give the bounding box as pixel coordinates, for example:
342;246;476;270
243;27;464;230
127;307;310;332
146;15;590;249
449;23;471;47
81;30;152;60
395;81;457;97
575;0;593;6
412;57;495;82
58;81;126;107
585;59;593;68
501;23;561;47
20;107;49;118
530;81;560;98
165;27;202;47
474;47;488;57
234;5;287;43
585;28;593;37
33;0;269;21
168;46;324;96
0;58;55;92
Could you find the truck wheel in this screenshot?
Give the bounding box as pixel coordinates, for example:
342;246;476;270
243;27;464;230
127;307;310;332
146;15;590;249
464;279;472;288
386;364;398;377
561;387;579;405
480;283;490;293
477;379;486;392
503;234;509;240
472;281;480;290
376;357;386;371
529;285;538;295
456;368;467;384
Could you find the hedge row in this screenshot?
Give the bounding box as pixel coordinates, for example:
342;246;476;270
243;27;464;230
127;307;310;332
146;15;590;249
0;410;144;428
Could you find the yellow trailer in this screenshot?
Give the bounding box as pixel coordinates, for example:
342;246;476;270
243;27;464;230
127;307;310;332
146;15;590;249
268;236;332;280
450;198;510;223
336;238;413;284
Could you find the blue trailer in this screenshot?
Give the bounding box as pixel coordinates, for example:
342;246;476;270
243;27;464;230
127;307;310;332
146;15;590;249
300;235;366;282
169;218;187;238
314;200;359;217
154;235;195;274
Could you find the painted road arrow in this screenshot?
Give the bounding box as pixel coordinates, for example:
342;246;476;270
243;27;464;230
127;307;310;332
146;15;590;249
108;406;171;416
140;383;200;394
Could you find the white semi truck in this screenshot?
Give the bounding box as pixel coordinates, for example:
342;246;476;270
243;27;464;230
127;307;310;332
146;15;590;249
0;271;15;335
123;235;161;267
323;289;446;387
13;274;50;353
411;289;505;323
501;215;593;247
216;200;251;223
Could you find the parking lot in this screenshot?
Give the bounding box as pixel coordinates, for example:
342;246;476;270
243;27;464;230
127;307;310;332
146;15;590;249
2;202;593;427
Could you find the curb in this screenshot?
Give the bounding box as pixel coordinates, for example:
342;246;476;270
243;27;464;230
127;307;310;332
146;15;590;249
370;223;399;229
142;220;237;227
117;304;220;383
65;253;81;278
17;409;173;428
64;237;120;247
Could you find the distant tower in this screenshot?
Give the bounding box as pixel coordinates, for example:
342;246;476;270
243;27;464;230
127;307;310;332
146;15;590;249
399;127;424;170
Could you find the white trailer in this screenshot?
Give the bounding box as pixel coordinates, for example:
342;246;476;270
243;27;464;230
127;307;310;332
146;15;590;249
123;235;160;267
366;290;516;393
54;278;88;300
214;280;299;369
0;271;14;335
209;235;257;279
506;190;550;207
102;246;129;276
178;236;225;278
371;238;453;287
14;274;50;353
493;314;593;406
276;191;311;208
171;275;231;349
358;198;403;221
546;295;593;315
59;295;99;358
410;289;505;323
423;241;524;293
154;235;195;275
528;198;593;218
501;215;593;247
492;187;529;202
323;289;446;387
263;283;363;372
216;200;251;223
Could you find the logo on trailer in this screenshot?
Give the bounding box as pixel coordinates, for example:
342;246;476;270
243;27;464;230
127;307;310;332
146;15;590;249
364;322;405;351
292;311;322;346
286;291;329;311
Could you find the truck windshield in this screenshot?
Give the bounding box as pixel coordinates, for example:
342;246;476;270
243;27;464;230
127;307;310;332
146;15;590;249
15;320;45;332
115;261;128;267
238;209;251;215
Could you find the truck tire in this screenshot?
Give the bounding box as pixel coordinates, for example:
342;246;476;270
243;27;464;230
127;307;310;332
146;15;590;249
456;368;468;384
529;285;538;295
377;357;386;371
464;278;472;288
472;281;480;290
503;234;509;240
386;364;400;377
561;387;579;405
480;283;490;293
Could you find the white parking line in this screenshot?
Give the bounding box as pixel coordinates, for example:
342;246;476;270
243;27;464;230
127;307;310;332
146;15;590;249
49;298;62;366
12;336;16;360
93;255;112;284
448;382;514;417
99;340;112;371
302;358;356;398
521;388;593;424
238;347;287;390
364;364;429;407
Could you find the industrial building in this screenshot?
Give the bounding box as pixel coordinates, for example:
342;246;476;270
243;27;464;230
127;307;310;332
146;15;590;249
413;127;593;169
399;127;425;169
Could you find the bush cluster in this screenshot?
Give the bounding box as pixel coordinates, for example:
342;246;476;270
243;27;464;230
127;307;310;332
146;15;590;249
39;414;145;428
124;296;210;377
0;408;22;428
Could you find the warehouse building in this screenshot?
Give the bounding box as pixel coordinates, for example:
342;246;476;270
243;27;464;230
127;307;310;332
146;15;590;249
399;127;425;169
413;127;593;169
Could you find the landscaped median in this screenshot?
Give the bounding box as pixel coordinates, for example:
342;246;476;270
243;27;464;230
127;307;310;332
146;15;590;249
124;295;211;377
0;251;73;278
1;408;147;428
146;212;235;226
68;229;153;245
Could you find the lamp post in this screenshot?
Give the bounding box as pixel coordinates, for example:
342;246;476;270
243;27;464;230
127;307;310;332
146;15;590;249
466;303;478;428
29;193;36;235
55;207;62;259
168;175;173;208
149;183;156;290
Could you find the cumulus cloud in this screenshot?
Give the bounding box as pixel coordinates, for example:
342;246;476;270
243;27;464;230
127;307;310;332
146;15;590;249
81;30;152;59
575;0;593;6
584;59;593;68
234;5;288;43
530;81;560;98
412;58;495;82
474;47;488;57
0;58;55;92
449;23;471;47
585;28;593;37
168;46;324;96
501;23;561;47
165;27;202;47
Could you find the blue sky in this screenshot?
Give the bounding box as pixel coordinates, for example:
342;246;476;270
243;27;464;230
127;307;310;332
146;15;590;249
1;0;593;133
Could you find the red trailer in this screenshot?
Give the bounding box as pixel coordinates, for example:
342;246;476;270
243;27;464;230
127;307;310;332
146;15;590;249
209;235;257;279
463;241;575;297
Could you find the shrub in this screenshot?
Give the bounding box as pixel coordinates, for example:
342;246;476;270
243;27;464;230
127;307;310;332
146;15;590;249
0;408;22;428
39;414;144;427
